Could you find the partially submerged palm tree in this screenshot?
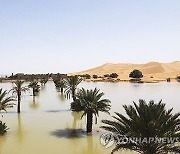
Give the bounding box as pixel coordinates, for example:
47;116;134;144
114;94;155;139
0;88;15;112
53;78;66;93
59;80;66;93
28;81;40;96
0;121;8;135
0;88;15;135
71;88;111;133
10;80;29;113
53;78;60;87
65;75;82;101
101;100;180;154
40;78;48;86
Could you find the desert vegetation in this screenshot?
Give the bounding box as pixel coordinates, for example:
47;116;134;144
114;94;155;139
10;80;29;113
80;74;91;79
129;69;143;79
0;88;15;135
40;78;48;86
71;88;111;132
129;69;143;83
92;75;98;79
64;75;82;101
176;76;180;82
53;77;66;93
101;100;180;154
28;80;40;96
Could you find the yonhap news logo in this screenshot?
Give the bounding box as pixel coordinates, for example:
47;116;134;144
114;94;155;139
100;133;180;148
100;133;115;148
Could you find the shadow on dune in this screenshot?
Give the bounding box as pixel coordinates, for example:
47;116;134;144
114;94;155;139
50;128;86;138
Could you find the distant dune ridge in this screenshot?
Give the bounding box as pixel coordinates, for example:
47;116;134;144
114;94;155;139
71;61;180;81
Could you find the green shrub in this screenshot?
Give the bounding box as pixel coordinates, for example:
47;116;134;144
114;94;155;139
167;78;171;82
177;76;180;82
81;74;91;79
129;69;143;79
109;73;118;78
104;74;110;77
92;75;98;79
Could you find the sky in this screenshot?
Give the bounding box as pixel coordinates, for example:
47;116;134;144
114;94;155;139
0;0;180;75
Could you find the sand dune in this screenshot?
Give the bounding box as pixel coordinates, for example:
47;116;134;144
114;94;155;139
71;61;180;81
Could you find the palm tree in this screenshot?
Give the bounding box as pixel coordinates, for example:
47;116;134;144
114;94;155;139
59;80;66;93
40;78;48;86
10;80;29;113
0;121;8;135
53;78;66;93
101;100;180;154
64;75;82;101
28;81;40;96
71;88;111;133
0;88;15;112
0;88;15;135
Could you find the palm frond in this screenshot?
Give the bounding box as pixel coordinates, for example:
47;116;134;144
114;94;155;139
101;100;180;154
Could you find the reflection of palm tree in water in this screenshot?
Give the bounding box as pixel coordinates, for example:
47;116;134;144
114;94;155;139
16;114;25;143
71;112;82;129
58;93;66;102
86;135;93;154
0;136;6;154
55;87;60;92
80;135;100;154
40;85;45;92
29;96;39;110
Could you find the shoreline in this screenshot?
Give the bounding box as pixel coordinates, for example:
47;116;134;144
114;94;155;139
0;78;179;84
83;78;179;83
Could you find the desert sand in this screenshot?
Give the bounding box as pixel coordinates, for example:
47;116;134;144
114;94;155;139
70;61;180;82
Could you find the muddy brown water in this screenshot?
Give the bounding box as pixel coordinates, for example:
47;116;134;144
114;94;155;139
0;81;180;154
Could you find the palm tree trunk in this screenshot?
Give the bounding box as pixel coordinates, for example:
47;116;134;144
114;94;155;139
61;88;63;93
33;88;35;96
86;112;93;133
72;90;76;101
17;92;21;113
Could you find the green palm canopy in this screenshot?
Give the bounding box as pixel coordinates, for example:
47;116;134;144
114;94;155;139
40;78;48;86
64;75;82;101
71;88;111;133
10;80;29;113
0;88;15;135
0;88;15;112
101;99;180;154
53;78;66;93
28;81;40;96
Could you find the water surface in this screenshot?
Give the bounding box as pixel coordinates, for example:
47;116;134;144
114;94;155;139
0;81;180;154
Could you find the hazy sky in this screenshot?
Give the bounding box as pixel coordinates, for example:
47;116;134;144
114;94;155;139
0;0;180;74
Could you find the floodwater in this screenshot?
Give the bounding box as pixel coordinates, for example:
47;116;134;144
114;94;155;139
0;81;180;154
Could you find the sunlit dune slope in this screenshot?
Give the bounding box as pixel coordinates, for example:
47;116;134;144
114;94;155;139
70;61;180;80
